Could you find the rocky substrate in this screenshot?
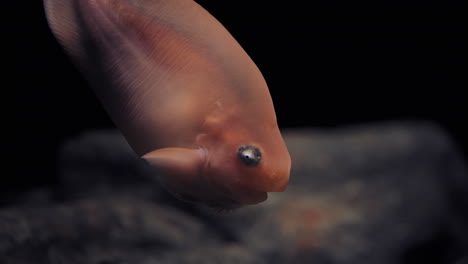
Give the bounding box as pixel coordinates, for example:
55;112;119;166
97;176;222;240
1;121;467;264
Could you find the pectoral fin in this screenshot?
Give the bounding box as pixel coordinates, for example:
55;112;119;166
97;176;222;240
142;148;206;196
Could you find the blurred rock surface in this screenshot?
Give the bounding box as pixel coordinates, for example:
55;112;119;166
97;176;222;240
1;121;467;264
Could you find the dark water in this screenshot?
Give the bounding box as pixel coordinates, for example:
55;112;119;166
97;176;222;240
3;1;466;262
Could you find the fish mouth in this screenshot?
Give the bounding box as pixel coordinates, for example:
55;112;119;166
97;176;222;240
159;173;269;210
175;190;267;211
208;190;268;211
174;192;242;211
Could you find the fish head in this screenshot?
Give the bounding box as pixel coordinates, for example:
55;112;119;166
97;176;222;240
194;114;291;210
142;115;291;210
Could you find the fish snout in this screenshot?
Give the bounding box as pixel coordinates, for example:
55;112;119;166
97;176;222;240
254;169;290;193
264;171;289;192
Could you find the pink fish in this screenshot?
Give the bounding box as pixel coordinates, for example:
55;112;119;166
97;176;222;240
44;0;291;210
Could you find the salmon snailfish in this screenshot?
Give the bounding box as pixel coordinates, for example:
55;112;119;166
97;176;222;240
44;0;291;210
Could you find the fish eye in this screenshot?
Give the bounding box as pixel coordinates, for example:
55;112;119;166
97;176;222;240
237;145;262;167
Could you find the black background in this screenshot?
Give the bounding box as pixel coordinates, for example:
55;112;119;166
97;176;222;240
6;0;466;192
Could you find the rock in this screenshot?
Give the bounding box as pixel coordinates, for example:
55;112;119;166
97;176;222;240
1;121;467;264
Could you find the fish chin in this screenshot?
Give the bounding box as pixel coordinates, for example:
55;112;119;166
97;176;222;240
168;191;243;211
202;190;268;211
154;166;267;210
161;182;252;211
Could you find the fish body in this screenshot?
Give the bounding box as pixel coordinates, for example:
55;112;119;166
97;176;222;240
44;0;291;209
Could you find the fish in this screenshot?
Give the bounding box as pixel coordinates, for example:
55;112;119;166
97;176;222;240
43;0;291;210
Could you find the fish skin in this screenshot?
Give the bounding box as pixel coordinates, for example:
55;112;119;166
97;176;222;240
44;0;291;209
